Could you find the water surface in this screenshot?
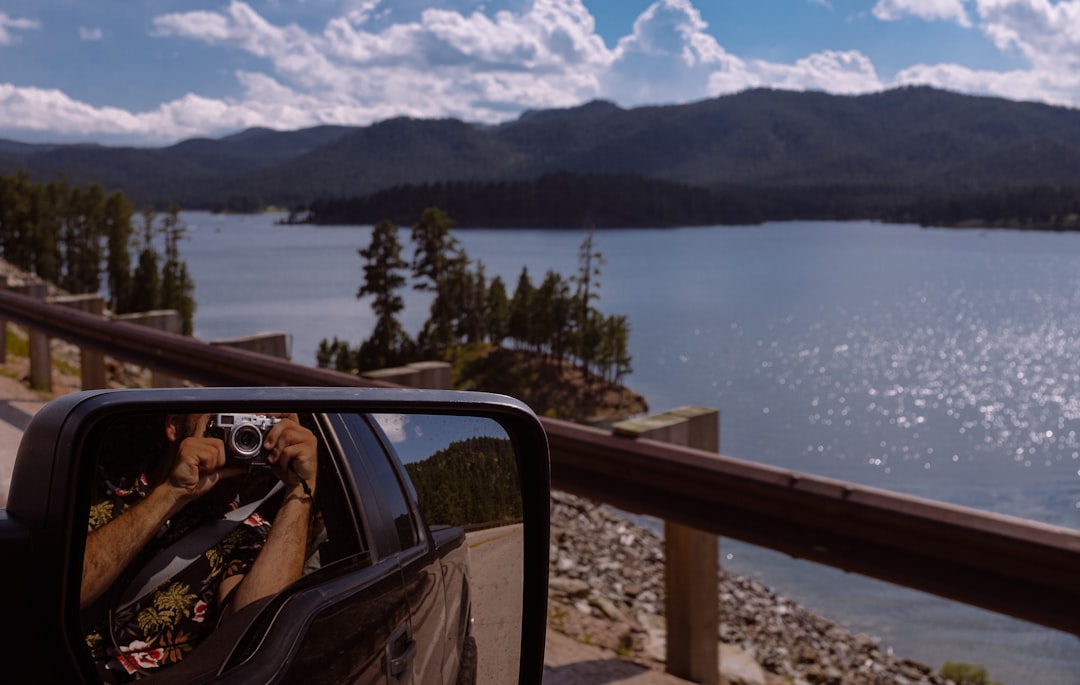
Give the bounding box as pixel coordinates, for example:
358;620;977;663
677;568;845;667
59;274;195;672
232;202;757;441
183;215;1080;683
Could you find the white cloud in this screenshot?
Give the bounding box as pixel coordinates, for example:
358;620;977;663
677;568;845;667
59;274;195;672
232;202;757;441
7;0;1080;145
602;0;739;105
0;12;40;46
880;0;1080;105
79;27;104;41
975;0;1080;68
894;61;1080;106
151;0;609;125
873;0;972;26
710;50;883;96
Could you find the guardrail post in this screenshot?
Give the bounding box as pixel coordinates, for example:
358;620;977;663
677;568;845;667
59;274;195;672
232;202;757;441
25;283;51;392
113;310;184;387
406;361;452;389
361;361;452;390
614;406;720;685
211;332;292;360
51;294;107;390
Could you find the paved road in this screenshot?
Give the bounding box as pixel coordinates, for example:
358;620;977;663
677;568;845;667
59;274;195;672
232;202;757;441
468;523;525;685
0;373;50;508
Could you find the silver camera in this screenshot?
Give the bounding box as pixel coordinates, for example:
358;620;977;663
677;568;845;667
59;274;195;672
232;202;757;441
206;414;281;465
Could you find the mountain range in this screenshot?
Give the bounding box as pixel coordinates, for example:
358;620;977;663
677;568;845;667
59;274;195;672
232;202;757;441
3;86;1080;222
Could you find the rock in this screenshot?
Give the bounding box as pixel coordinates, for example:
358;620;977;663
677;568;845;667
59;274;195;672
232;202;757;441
592;596;626;622
721;644;768;685
549;577;590;597
546;490;948;685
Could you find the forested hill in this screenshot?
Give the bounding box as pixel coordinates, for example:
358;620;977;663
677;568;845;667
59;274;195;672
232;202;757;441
6;86;1080;226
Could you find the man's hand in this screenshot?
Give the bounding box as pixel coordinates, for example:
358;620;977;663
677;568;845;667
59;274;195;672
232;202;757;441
166;414;243;503
263;414;318;496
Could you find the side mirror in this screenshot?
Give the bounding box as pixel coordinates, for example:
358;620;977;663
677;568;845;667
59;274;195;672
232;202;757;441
2;387;550;685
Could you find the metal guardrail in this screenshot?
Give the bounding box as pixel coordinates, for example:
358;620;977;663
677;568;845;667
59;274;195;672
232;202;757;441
2;288;1078;637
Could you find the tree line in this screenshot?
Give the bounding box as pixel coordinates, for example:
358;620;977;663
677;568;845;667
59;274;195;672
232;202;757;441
317;207;633;388
0;172;196;333
297;172;764;228
403;436;522;528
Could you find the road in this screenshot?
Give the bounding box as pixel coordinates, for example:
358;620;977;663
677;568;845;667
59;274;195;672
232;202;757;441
0;372;49;508
467;523;525;685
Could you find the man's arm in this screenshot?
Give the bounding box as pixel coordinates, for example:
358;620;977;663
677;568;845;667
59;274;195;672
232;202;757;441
81;425;230;609
220;416;317;617
81;484;187;608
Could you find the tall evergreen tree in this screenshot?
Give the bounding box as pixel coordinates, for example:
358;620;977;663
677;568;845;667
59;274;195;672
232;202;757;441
412;207;472;357
573;230;605;374
61;183;106;294
129;208;161;313
355;219;414;369
0;173;35;273
160;205;196;334
508;266;534;352
104;191;135;313
29;181;61;283
485;275;510;346
411;207;459;291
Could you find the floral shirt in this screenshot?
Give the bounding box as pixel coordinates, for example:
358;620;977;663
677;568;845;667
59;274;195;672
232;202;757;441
84;471;272;682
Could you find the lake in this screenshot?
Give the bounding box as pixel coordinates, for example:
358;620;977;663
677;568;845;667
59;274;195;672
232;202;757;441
182;212;1080;684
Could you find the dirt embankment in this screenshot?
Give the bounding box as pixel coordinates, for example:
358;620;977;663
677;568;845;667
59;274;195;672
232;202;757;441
457;346;648;423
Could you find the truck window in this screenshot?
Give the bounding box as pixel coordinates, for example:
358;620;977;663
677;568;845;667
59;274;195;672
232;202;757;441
337;413;419;553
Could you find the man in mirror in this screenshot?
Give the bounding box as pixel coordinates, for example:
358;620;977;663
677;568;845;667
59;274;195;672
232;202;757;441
80;412;318;681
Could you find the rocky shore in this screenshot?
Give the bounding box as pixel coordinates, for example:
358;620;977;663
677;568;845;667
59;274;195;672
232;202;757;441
547;491;961;685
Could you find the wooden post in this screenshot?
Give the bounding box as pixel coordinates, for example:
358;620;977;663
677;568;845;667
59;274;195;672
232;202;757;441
361;366;423;387
51;294;107;390
406;361;452;390
25;284;51;392
361;361;452;390
113;310;183;388
211;332;292;360
614;406;720;685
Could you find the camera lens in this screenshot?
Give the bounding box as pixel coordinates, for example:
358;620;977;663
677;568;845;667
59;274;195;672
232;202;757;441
230;424;264;458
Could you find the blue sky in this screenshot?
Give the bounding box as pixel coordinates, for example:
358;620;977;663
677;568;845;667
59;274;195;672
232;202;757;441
0;0;1071;145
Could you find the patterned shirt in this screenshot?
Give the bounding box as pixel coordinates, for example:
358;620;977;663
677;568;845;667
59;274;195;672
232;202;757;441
84;471;273;682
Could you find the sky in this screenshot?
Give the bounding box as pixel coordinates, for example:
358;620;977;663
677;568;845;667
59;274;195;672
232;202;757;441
0;0;1075;146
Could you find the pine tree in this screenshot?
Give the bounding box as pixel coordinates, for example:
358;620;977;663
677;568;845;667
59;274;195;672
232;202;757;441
62;183;106;294
356;219;413;370
412;207;471;357
573;230;605;374
508;267;534;351
411;207;459;291
485;275;510;346
129;208;161;313
0;173;35;274
104;191;134;313
160;205;196;334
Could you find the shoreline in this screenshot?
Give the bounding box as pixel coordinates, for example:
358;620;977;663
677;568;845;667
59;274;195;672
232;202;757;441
548;491;966;685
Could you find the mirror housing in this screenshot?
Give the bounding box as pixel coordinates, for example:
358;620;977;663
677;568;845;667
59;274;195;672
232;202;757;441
3;387;550;684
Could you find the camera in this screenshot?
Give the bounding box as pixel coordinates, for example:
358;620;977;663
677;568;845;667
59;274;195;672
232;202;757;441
205;414;281;466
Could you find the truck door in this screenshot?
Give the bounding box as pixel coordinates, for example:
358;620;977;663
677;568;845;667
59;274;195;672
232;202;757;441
272;412;420;685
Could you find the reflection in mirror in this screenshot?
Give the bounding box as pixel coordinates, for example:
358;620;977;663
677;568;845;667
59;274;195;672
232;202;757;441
78;407;526;685
371;413;524;685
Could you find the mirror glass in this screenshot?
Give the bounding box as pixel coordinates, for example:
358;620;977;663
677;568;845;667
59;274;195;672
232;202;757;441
79;407;526;685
